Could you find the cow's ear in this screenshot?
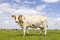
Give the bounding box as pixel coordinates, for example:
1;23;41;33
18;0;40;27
12;15;15;18
20;15;22;17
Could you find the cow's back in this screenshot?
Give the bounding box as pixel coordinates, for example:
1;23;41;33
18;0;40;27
22;15;47;25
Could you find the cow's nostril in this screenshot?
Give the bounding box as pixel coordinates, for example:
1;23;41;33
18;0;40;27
16;21;18;23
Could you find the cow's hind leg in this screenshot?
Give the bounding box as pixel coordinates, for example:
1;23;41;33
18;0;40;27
44;28;47;36
39;27;44;35
43;22;48;36
39;29;42;35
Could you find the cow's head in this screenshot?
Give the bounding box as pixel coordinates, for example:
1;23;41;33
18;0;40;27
12;14;23;23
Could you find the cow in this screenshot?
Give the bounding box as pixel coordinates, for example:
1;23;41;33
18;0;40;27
12;14;48;36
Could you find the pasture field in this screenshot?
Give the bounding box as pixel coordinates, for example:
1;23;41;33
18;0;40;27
0;29;60;40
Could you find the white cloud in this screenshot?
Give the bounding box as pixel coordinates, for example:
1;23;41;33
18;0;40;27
48;17;59;29
0;3;16;15
4;21;9;24
57;18;60;20
36;4;46;11
0;3;46;15
0;11;3;13
42;0;59;3
47;12;60;29
23;1;36;4
0;3;34;15
0;3;46;17
15;8;38;15
15;0;21;2
13;7;46;15
0;3;10;11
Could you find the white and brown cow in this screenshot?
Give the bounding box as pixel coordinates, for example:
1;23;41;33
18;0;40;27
12;14;48;36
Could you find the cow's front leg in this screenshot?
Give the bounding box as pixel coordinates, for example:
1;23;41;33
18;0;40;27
26;27;29;34
23;26;26;36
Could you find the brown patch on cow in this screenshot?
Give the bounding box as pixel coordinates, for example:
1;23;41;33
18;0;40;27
32;24;35;26
18;15;23;23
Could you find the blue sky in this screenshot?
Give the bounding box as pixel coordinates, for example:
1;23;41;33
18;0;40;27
0;0;60;29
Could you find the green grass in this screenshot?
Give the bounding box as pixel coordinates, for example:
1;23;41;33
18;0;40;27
0;29;60;40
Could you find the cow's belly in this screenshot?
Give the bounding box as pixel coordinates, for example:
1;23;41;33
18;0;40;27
26;23;40;28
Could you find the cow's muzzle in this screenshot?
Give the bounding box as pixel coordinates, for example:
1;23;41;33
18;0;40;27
16;21;19;23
